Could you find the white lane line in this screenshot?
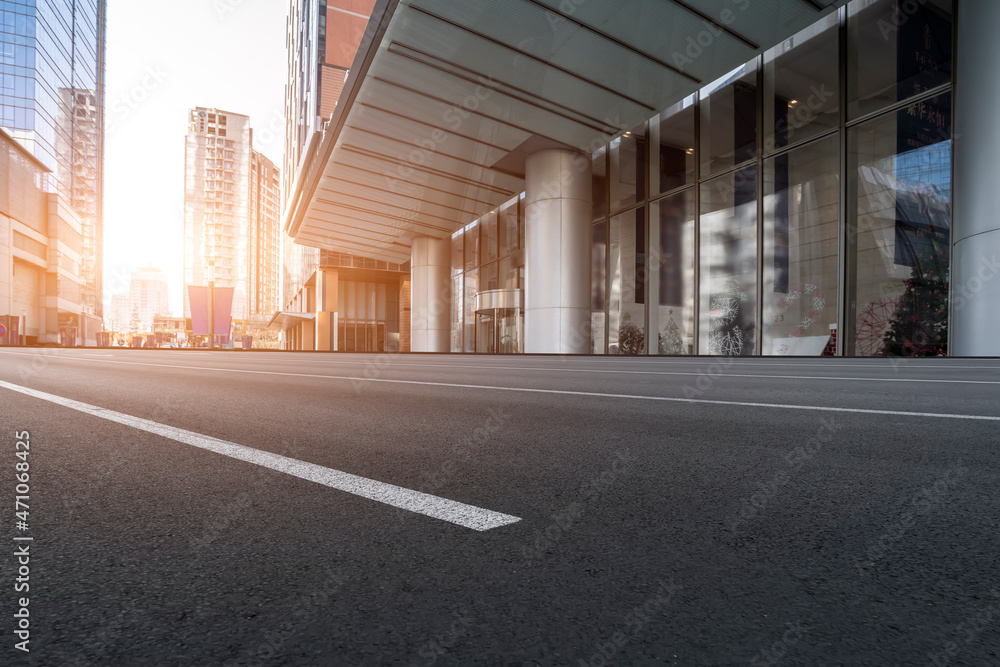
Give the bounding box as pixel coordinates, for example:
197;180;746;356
2;352;998;421
0;379;521;532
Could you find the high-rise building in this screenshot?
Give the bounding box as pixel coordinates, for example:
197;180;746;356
128;265;169;333
183;107;252;322
0;0;107;318
249;149;281;318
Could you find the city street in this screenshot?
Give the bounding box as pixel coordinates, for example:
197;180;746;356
1;349;999;665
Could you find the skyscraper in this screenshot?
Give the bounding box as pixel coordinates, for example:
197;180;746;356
183;107;252;322
184;108;282;334
249;148;281;318
0;0;107;318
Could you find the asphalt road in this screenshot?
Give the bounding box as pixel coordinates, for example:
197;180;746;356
1;348;998;666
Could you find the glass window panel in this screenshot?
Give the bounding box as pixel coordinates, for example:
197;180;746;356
763;136;840;356
650;189;696;355
764;13;840;151
465;222;479;272
377;283;386;321
651;95;696;195
500;197;518;257
592;220;607;355
499;256;515;291
592;146;607;220
451;229;464;276
367;283;377;322
609;121;646;213
848;0;953;120
699;166;758;355
482;261;498;291
463;268;478;353
608;207;647;355
847;93;951;357
701;62;759;177
451;275;463;353
483;210;498;263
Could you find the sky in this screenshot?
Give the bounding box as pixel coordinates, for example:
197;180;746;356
103;0;288;317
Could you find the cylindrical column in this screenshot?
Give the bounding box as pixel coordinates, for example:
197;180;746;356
952;0;1000;356
524;148;592;354
410;236;451;352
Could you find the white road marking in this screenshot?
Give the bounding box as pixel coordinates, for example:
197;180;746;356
0;379;521;532
1;351;997;421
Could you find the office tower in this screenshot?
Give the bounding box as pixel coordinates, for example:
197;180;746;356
0;0;107;318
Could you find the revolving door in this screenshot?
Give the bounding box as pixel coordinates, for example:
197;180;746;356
474;289;523;354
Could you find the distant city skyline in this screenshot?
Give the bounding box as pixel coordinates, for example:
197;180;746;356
103;0;286;317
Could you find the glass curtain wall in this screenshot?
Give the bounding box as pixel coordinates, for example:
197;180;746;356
450;194;526;352
586;0;953;357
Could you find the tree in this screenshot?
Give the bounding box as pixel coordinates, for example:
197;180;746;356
881;270;948;356
658;309;685;355
618;312;645;355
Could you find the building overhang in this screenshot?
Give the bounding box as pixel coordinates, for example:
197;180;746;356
285;0;845;262
267;311;317;332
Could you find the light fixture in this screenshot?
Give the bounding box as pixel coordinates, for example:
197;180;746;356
788;99;798;106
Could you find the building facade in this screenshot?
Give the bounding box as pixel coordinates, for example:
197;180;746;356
282;0;998;358
0;127;98;346
0;0;107;319
249;149;281;318
183;107;253;322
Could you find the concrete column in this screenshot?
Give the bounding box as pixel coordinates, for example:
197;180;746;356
410;236;450;352
314;267;338;351
524;148;592;354
952;0;1000;356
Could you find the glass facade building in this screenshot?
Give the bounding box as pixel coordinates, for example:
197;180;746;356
0;0;107;317
283;0;992;357
586;0;953;356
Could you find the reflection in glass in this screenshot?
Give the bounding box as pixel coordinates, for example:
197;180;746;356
847;93;951;356
700;166;757;355
500;197;518;257
609;122;646;213
650;190;695;355
482;210;498;263
764;13;839;151
608;207;646;355
482;261;498;291
848;0;953;120
451;229;463;276
463;268;478;353
651;95;695;195
593;146;607;220
451;275;463;352
464;222;479;272
763;136;840;355
592;220;607;354
701;62;758;177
